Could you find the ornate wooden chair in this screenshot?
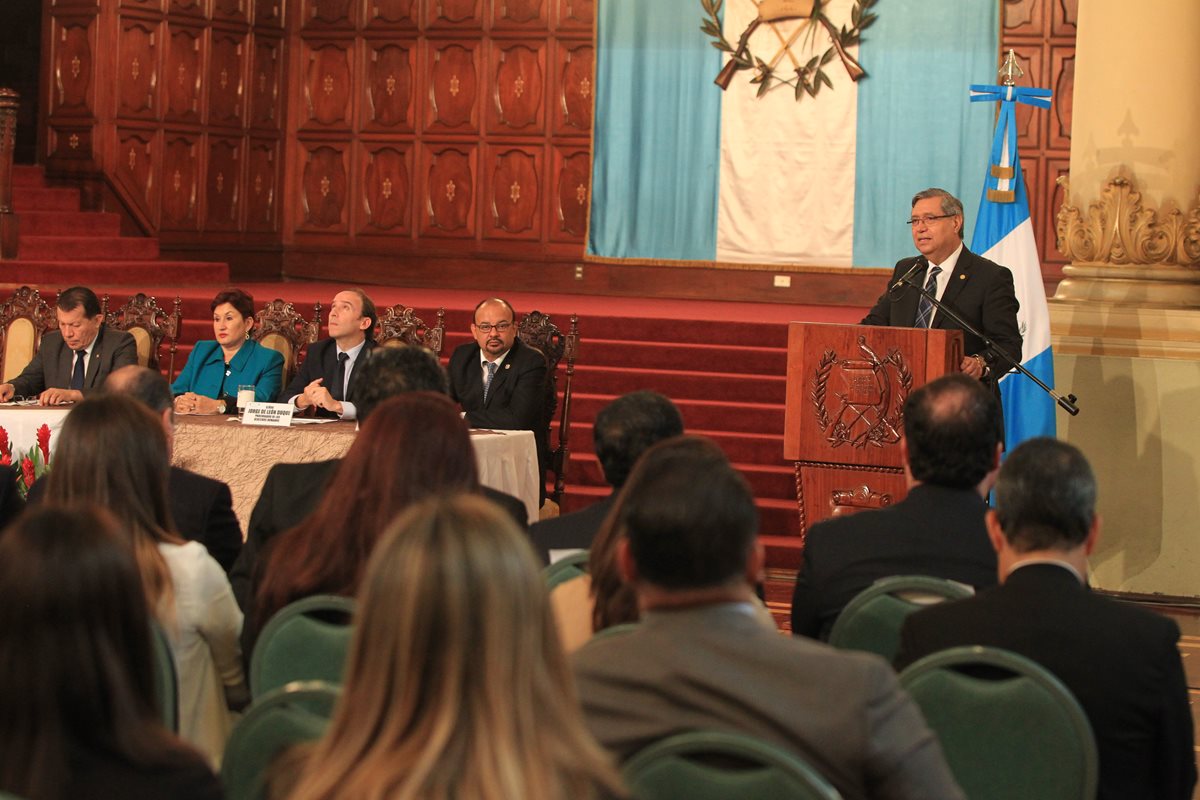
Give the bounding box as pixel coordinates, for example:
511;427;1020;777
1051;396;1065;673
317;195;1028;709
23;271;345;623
103;293;182;376
253;299;322;384
0;286;57;384
376;304;446;357
517;311;580;506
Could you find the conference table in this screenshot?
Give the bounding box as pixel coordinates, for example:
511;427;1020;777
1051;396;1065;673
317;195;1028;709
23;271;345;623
0;405;541;528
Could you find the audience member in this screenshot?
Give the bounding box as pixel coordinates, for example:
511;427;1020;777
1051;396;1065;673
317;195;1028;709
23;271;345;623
245;392;480;656
896;438;1197;800
0;285;137;405
232;346;526;609
530;390;683;564
172;289;284;415
45;395;245;766
0;507;223;800
284;494;624;800
572;435;963;800
278;288;378;420
791;373;1001;640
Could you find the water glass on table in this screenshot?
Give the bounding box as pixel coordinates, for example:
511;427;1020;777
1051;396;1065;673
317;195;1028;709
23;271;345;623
237;385;256;420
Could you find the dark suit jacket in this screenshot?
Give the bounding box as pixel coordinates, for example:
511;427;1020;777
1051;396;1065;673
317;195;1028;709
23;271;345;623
861;247;1022;391
27;465;241;573
790;484;998;640
277;337;378;417
10;325;138;397
896;564;1197;800
448;338;547;441
231;458;529;611
529;493;615;565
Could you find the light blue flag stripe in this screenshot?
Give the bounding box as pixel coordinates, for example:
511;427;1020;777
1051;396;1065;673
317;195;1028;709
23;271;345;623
852;0;998;268
587;0;722;261
1001;347;1056;445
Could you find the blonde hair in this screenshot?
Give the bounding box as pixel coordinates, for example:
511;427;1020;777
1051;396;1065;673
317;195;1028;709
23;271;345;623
287;495;624;800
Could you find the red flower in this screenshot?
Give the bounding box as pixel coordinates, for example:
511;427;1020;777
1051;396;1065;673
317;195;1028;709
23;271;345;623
21;457;35;488
0;426;9;460
36;424;51;464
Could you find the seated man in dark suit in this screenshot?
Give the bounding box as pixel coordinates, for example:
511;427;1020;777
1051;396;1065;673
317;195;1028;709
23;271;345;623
232;345;528;609
896;438;1197;800
572;436;963;799
27;365;243;572
278;288;378;420
0;286;138;406
791;373;1001;640
529;390;682;564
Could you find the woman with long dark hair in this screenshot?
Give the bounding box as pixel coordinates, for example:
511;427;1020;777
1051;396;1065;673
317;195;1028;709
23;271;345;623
0;507;223;799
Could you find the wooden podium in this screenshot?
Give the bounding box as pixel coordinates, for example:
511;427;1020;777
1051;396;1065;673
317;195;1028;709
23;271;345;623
783;322;963;549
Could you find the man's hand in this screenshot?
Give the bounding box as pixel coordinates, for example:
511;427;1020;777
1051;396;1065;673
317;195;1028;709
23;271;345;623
960;354;987;380
39;388;84;406
303;378;342;416
294;378;323;411
0;384;14;402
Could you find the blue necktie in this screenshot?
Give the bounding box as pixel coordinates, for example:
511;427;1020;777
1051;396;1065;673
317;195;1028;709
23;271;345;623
483;361;498;403
70;351;86;390
915;265;942;329
332;352;348;401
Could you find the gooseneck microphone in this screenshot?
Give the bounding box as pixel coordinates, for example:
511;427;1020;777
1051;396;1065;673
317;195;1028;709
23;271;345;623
889;255;928;294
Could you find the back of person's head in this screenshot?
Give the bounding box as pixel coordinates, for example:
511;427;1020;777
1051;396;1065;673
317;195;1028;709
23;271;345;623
256;392;480;629
56;285;102;317
593;391;684;488
354;345;450;421
994;437;1097;552
105;365;172;414
0;507;180;798
903;373;1001;489
288;495;622;800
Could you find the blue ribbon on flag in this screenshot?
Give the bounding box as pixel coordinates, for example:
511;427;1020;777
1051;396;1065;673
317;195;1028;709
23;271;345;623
969;85;1052;203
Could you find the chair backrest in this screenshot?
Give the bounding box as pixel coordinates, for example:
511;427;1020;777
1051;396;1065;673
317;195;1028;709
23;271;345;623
150;621;180;733
253;299;322;383
516;311;579;505
542;549;589;590
220;680;341;800
376;304;446;356
899;645;1098;800
103;293;181;375
250;594;356;699
0;286;56;384
622;731;843;800
827;575;974;662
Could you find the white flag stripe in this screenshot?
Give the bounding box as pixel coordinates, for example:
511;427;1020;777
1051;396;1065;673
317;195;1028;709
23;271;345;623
981;216;1050;368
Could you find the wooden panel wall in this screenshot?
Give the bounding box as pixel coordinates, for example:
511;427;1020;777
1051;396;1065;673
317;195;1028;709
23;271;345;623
282;0;595;264
1001;0;1076;285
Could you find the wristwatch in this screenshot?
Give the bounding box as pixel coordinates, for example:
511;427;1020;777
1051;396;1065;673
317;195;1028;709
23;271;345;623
973;354;989;377
217;399;228;414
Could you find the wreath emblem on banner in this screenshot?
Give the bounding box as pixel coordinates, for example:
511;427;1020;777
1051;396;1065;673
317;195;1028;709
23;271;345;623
702;0;878;100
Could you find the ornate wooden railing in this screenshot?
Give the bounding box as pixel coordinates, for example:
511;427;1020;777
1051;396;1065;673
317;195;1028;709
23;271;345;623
0;88;18;260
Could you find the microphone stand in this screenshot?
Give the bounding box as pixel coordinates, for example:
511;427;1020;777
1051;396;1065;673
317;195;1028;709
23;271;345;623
898;273;1079;416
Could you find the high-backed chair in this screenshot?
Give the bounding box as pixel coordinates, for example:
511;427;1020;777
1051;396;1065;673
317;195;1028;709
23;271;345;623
376;304;446;356
253;299;322;385
827;575;974;662
220;680;341;800
103;293;182;376
250;594;356;699
622;730;843;800
0;286;56;384
542;549;589;590
899;645;1098;800
516;311;579;506
151;621;179;733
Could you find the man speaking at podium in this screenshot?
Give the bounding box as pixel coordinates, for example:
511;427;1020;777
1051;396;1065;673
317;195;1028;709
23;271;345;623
862;188;1022;396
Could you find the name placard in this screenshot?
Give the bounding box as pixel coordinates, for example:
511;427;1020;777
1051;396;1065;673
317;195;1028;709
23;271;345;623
241;402;295;427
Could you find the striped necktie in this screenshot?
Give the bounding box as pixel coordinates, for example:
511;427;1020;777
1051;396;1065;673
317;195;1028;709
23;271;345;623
915;265;942;329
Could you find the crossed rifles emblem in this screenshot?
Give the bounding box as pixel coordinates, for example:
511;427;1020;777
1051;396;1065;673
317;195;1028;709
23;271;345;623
714;0;868;92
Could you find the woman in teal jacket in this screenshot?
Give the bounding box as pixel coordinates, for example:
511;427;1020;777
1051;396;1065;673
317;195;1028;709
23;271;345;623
172;289;284;415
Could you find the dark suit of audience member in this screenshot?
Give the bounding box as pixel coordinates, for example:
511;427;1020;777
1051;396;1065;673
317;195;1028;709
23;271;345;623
572;436;963;800
792;374;1002;640
529;390;683;564
895;438;1196;800
278;337;378;418
9;324;137;398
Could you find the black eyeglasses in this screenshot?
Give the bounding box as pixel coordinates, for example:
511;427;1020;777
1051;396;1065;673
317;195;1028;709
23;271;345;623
474;321;512;333
906;214;956;227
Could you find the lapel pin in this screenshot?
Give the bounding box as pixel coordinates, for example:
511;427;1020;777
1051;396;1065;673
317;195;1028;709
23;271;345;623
504;363;511;370
959;274;966;280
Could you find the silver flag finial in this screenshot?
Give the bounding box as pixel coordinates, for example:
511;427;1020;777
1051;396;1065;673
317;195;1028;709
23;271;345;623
999;49;1023;86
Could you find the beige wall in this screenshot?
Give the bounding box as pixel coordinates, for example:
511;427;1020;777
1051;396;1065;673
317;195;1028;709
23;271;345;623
1070;0;1200;209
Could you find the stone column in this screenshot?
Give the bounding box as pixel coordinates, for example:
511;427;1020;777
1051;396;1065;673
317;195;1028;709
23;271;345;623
1049;0;1200;597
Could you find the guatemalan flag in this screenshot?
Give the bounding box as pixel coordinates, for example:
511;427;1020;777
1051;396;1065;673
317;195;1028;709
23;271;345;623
969;80;1057;447
587;0;1000;268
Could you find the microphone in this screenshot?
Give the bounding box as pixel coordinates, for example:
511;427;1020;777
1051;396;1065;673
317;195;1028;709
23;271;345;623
889;255;927;293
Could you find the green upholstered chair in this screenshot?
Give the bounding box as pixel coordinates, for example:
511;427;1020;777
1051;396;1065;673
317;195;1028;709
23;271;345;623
150;621;179;732
542;549;590;590
249;595;356;699
622;730;843;800
827;574;974;662
899;645;1098;800
220;680;340;800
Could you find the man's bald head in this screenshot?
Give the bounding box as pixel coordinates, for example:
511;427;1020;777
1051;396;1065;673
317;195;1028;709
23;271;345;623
902;373;1002;489
105;365;173;415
